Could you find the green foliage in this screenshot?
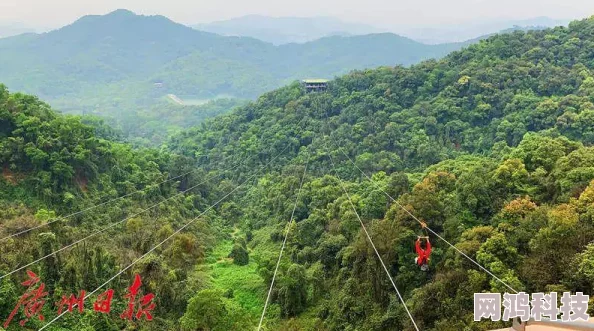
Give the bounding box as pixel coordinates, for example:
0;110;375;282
97;98;248;146
0;86;221;329
181;289;228;330
6;15;594;331
274;264;308;318
230;243;250;266
165;17;594;330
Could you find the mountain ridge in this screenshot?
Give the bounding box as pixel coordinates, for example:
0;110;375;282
193;14;379;44
0;9;469;111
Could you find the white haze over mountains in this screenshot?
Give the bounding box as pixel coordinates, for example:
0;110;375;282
0;22;39;38
2;0;592;28
194;15;380;45
395;16;572;44
2;0;590;44
193;15;573;45
0;4;580;45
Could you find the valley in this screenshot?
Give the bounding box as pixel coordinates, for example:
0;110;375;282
0;9;473;142
1;7;594;331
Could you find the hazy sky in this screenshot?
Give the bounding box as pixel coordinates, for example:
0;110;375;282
1;0;593;29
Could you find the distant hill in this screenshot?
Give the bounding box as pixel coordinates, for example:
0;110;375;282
193;15;380;45
399;16;570;44
459;24;553;45
0;22;37;38
0;9;469;113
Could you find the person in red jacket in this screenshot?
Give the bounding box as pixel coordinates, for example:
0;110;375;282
415;236;432;271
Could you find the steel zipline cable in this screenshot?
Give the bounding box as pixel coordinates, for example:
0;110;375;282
322;108;518;294
257;144;311;331
0;160;237;280
38;126;303;331
1;117;308;281
322;136;421;331
333;142;518;294
313;103;421;330
0;156;210;243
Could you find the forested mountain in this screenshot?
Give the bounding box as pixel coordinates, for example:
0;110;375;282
76;97;247;147
3;14;594;331
0;84;234;330
193;15;380;45
168;16;594;330
401;16;570;44
0;10;466;113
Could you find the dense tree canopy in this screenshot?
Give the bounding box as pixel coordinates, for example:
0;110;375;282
3;15;594;331
167;16;594;330
0;86;235;330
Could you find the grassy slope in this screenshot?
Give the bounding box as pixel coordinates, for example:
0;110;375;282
203;224;322;330
205;229;267;327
